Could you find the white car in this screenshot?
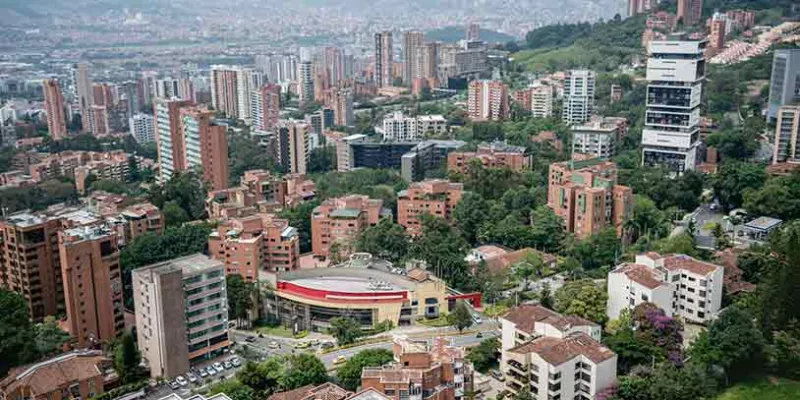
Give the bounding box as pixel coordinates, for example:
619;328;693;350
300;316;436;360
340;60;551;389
231;357;241;367
213;362;224;373
176;376;188;386
268;340;279;349
187;373;197;383
206;366;217;376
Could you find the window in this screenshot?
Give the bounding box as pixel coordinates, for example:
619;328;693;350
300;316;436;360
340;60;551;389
641;294;649;302
698;311;705;318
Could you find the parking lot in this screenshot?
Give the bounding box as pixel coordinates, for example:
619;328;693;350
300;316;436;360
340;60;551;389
143;354;243;400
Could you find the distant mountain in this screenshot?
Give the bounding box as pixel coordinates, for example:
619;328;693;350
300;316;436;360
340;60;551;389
425;27;517;44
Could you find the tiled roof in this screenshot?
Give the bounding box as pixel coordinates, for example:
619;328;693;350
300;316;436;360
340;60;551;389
509;332;615;366
540;314;598;331
0;351;108;396
661;254;720;276
346;388;392;400
614;263;665;289
501;304;559;334
267;385;315;400
485;248;556;274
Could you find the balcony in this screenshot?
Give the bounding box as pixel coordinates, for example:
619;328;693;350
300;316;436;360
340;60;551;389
507;359;528;373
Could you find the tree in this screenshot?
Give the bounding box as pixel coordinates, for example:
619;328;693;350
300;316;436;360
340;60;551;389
514;388;534;400
466;337;500;373
148;170;208;220
768;320;800;379
356;219;410;262
329;317;364;345
208;380;256;400
411;215;472;289
337;349;394;390
307;146;337;173
227;275;257;328
530;206;566;253
554;280;608;324
448;300;474;333
567;228;620;271
757;221;800;334
654;233;699;258
453;192;489;245
282;353;328;389
113;331;143;384
690;306;765;380
236;358;284;394
513;252;543;290
34;316;70;356
712;162;766;211
0;289;39;376
162;200;190;227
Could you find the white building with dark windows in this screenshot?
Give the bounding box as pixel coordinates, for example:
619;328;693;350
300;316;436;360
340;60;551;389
641;39;706;173
500;304;616;400
562;70;595;124
129;113;155;144
607;252;724;324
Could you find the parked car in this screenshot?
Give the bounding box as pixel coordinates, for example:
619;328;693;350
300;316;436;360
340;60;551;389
245;336;256;343
321;341;335;349
186;373;197;383
333;356;347;365
199;369;209;378
213;362;224;372
231;357;241;367
176;376;188;386
310;338;319;346
473;315;482;324
168;380;180;390
490;370;505;381
206;366;217;376
294;341;310;349
268;340;280;349
224;361;233;369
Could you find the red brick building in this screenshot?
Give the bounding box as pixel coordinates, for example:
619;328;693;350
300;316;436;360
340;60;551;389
311;195;389;260
398;180;463;236
447;142;530;174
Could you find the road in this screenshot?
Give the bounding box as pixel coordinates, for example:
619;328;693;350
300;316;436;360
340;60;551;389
142;355;244;400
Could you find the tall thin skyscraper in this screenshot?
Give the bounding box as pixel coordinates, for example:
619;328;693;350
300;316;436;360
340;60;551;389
767;49;800;121
75;62;94;133
251;84;281;132
43;79;68;140
375;31;393;88
119;81;141;119
332;88;354;127
181;107;229;191
642;39;707;173
155;98;193;183
298;61;315;105
562;70;596;124
677;0;703;26
210;66;259;121
403;31;425;86
325;47;344;86
467;23;480;41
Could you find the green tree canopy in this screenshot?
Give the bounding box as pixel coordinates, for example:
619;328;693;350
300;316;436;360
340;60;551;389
690;306;765;380
356;219;410;262
554;279;608;324
336;349;394;390
0;289;39;376
112;331;143;384
281;353;328;389
466;337;500;373
712;162;766;211
329;317;364;345
448;300;474;333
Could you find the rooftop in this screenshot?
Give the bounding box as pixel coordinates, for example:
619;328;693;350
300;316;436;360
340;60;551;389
501;304;559;334
614;263;665;290
744;216;783;231
138;253;223;276
346;389;392;400
660;254;721;276
0;350;109;396
509;332;615;366
267;383;350;400
330;208;364;218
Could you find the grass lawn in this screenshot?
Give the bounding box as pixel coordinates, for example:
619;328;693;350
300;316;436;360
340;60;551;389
254;325;306;338
716;377;800;400
417;315;451;327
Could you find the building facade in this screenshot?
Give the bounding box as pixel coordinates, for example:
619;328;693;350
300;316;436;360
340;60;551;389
43;79;68;140
571;117;627;159
773;105;800;164
447;142;530;174
181;107;229;191
677;0;703;26
547;159;633;238
767;49;800;121
562;70;596;124
311;195;389;259
210;66;260;121
642;40;706;173
206;170;315;218
209;213;300;280
607;252;724;324
133;254;230;378
277;122;313;175
398;180;463;236
130;113;155;144
0;351;111;400
155;98;193;183
375;31;394;88
251;84;281;132
403;31;425;86
468;80;509;121
58;225;124;347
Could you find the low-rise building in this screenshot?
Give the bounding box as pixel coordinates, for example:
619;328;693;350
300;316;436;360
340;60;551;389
466;247;557;275
311;195;391;260
397;180;463;236
362;336;473;400
118;202;165;244
205;170;315;218
447;141;530;174
607;252;724;324
209;213;300;280
499;304;614;400
382;112;448;142
0;350;113;400
133;254;230;378
571;117;628;159
547;158;633;238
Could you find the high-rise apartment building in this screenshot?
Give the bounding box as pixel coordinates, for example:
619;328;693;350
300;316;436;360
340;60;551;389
332;87;354;127
311;195;390;259
571;117;627;159
642;40;706;173
153;78;195;102
324;47;345;86
532;85;554;118
547;159;633;238
210;66;260;121
92;83;115;108
75;62;94;133
43;79;68;140
466;23;480;41
772;105;800;164
154;98;193;183
423;42;440;81
58;225;123;348
709;15;727;51
251;84;281;132
209;213;300;280
87;105;109;136
181;107;229;191
397;180;463;236
277;122;313;175
119;81;141;118
767;49;800;121
467;80;509;121
375;31;394;88
298;61;315;105
677;0;703;26
129;113;155;144
628;0;657;16
133;254;230;378
562;70;596;124
383;111;419;141
403;31;425;86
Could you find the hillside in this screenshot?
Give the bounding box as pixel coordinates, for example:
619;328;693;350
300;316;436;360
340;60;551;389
425;26;517;43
